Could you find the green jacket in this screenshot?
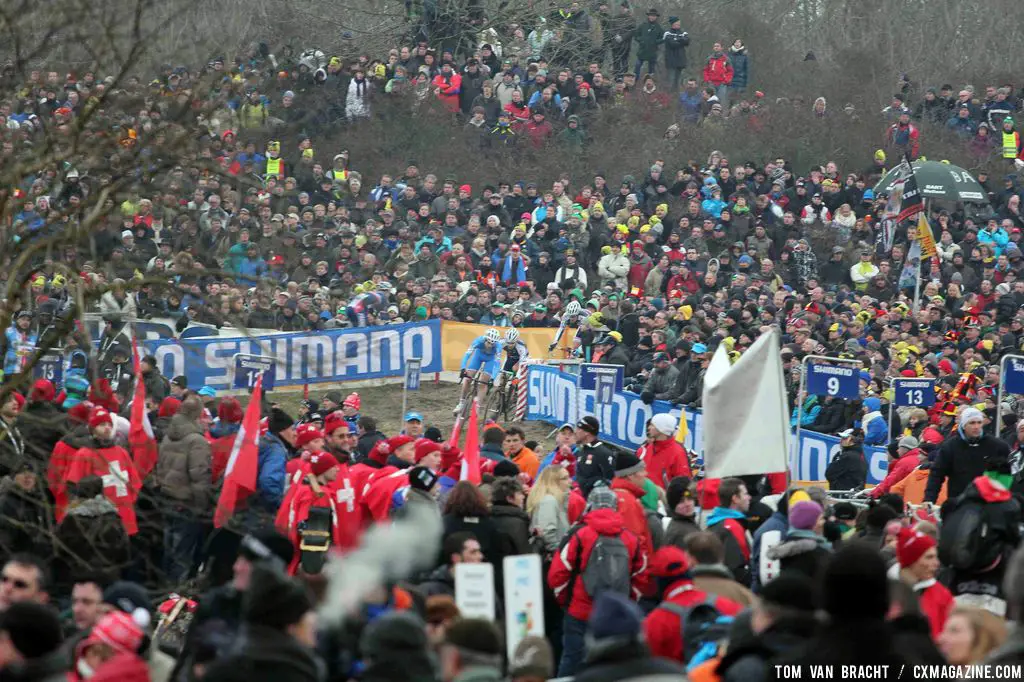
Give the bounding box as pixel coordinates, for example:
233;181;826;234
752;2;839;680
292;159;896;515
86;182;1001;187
634;20;664;60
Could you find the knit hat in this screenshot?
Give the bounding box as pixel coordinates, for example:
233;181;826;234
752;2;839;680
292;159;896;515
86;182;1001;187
82;611;144;655
821;544;889;619
322;390;343;406
788;500;823;531
343;392;361;410
760;573;818;613
493;459;521;479
509;635;555;679
863;396;881;412
10;392;24;412
896;526;936;568
295;423;325;449
409;465;439;492
960;406;984;427
323;411;348;436
650;413;677;437
0;602;63;659
67;401;94;424
89;407;113;430
242;567;313;630
362;611;429;663
88;378;121;412
587;483;618;511
614;451;645;477
308;451;339;477
268;408;294;435
587;592;643;643
28;379;55;402
898;435;919;450
414;439;441;463
649;545;690;578
158;397;181;418
577;415;600;434
666;476;694;510
103;581;153;630
217;397;243;423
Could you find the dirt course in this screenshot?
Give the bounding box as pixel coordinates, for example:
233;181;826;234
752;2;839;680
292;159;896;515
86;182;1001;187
267;381;558;450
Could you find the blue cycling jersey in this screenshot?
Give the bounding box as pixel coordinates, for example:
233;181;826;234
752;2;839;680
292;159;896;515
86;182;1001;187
461;336;504;373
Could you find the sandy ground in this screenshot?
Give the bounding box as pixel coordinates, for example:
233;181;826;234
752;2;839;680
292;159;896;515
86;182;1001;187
267;381;558;450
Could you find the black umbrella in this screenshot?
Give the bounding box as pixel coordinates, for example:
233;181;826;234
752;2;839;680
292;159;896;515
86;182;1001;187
873;160;988;203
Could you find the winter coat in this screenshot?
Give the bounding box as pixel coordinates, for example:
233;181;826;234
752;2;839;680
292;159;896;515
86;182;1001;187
442;513;502;566
202;624;321;682
718;614;818;682
53;495;131;594
255;433;289;512
547;508;647;620
90;653;152;682
825;445;867;491
690;563;756;607
914;578;955;639
926;432;1009;502
574;640;685;682
662;28;690;69
643;364;679;400
772;619;912;675
702;52;733;86
751;510;787;592
706;507;752;585
576;441;617;497
14;402;65;469
416;563;456;597
891;465;947;505
644;578;743;663
610;477;655;557
490;501;534;586
664;513;700;549
728;46;749;89
156;414;212;516
634;21;664;61
530;493;570;554
597;252;629;288
637;437;691;491
870;452;920;498
765;530;832;582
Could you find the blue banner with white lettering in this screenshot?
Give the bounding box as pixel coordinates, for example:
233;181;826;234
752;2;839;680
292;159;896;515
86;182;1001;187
526;364;888;484
142;320;442;390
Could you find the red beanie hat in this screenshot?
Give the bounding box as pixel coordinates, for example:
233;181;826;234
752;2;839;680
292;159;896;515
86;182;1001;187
82;611;144;657
649;545;691;578
368;439;391;464
88;379;121;412
323;412;348;436
29;379;55;403
88;407;114;430
295;423;325;449
217;397;243;424
896;526;936;568
67;401;94;424
308;451;340;477
414;439;442;463
158;397;181;418
10;392;25;412
387;434;415;452
343;392;361;410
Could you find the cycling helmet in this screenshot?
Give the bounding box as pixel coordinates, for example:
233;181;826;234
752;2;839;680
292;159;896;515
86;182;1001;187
504;328;520;344
485;328;501;343
565;301;582;316
377;281;392;291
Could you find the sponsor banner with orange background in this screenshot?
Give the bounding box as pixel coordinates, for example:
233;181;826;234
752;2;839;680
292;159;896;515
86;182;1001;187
439;321;573;371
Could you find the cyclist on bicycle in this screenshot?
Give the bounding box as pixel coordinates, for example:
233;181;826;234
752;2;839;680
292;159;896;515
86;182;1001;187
501;328;530;374
345;282;391;327
548;300;583;354
455;327;504;416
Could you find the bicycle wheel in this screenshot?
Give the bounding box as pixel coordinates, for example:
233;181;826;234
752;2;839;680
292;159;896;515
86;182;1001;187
501;377;517;422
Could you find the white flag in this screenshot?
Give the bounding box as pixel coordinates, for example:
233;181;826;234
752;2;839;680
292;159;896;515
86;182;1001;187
701;329;790;478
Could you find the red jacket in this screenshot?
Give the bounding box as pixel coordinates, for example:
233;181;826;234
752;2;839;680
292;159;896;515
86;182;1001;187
916;579;954;639
65;443;141;534
644;580;742;662
870;450;921;498
547;508;648;621
88;653;151;682
360;467;409;524
524;120;553;148
432;72;462;112
209;432;237;482
637;438;692;490
610;478;654;558
275;466;361;574
702;54;734;86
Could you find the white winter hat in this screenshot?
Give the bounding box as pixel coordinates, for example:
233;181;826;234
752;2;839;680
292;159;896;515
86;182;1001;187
650;413;678;437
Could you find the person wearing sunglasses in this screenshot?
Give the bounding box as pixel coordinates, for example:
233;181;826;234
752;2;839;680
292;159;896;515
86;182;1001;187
0;554;49;611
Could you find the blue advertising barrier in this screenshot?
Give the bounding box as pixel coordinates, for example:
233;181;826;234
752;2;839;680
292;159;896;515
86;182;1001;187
526;364;889;484
142;320;442;390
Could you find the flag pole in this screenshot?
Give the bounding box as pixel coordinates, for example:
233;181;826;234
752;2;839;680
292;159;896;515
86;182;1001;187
912;198;928;314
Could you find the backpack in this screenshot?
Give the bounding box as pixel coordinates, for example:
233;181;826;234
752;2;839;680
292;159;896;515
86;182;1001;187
580;534;631;598
658;594;733;666
939;477;1021;572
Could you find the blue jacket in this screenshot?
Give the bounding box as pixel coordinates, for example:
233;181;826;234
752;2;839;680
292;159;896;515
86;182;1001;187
978;227;1010;257
480;442;507;463
862;412;888;445
679;90;702;123
790;395;820;427
4;327;36;376
256;433;288;511
751;510;787;592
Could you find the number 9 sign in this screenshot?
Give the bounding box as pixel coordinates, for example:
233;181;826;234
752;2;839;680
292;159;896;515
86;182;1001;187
805;362;859;399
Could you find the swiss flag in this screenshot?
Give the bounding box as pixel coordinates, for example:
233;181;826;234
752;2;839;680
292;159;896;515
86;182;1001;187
128;337;158;479
214;374;262;528
66;444;141;534
459;402;482;485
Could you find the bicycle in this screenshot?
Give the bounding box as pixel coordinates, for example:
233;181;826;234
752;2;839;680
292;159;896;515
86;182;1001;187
486;370;517;423
455;368;494;424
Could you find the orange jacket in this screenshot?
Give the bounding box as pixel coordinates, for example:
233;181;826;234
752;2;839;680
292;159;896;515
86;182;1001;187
891;467;947;505
511;446;540;480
